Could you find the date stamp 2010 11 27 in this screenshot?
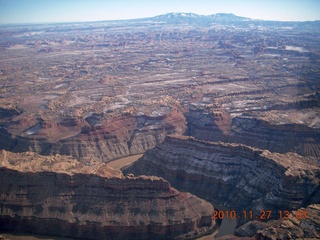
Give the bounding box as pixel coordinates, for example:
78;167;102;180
212;209;308;220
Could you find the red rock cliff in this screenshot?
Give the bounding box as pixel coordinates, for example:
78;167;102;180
0;150;215;239
125;135;320;219
0;109;186;162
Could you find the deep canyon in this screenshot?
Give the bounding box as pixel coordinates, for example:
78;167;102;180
0;150;215;239
0;13;320;239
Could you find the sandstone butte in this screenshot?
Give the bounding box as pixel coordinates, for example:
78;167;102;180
125;135;320;239
0;150;215;240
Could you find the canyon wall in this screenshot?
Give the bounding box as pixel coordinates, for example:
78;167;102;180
0;110;186;162
185;107;320;157
0;150;215;240
125;135;320;219
2;97;319;163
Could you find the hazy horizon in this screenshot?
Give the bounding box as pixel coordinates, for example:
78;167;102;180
0;0;320;24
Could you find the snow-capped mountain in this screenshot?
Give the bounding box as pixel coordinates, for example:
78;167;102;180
209;13;250;22
150;12;250;24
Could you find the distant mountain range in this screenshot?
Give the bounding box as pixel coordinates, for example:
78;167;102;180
151;12;251;24
137;12;319;27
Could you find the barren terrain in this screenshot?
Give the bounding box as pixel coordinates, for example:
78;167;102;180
1;15;319;160
0;13;320;239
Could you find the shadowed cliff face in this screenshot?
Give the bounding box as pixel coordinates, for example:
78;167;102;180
0;150;215;240
125;136;320;219
185;106;320;158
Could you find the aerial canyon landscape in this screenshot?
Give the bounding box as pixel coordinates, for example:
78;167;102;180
0;12;320;239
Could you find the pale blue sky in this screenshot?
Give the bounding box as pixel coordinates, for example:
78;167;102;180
0;0;319;24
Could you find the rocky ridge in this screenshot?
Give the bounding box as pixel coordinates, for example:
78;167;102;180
0;108;186;162
125;135;320;219
0;150;215;239
185;100;320;157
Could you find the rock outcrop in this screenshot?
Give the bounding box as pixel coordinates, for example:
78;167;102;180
185;107;320;157
236;204;320;239
125;135;320;219
0;150;215;240
0;109;186;162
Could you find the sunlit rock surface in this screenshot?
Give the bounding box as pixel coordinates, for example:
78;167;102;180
0;150;215;239
0;109;186;162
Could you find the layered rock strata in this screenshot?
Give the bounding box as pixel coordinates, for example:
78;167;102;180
0;150;215;240
125;135;320;219
0;109;186;162
185;105;320;157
